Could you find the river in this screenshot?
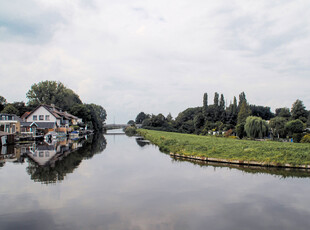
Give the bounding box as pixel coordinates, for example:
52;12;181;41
1;130;310;230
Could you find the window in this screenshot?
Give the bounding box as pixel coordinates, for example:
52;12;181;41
33;115;37;120
39;152;44;157
45;115;50;121
39;115;44;120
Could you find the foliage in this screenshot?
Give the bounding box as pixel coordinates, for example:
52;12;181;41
275;108;291;118
301;134;310;143
237;101;251;125
1;104;19;115
236;123;245;138
138;129;310;166
249;105;274;120
244;116;269;139
285;119;304;136
135;112;148;124
127;120;135;126
125;126;137;136
70;104;91;124
0;95;7;111
292;133;304;143
269;117;287;138
85;104;107;131
26;80;82;111
291;99;308;123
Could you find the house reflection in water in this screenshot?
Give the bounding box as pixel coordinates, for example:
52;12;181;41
24;134;106;184
24;138;84;167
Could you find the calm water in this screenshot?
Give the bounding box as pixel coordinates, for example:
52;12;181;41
1;130;310;230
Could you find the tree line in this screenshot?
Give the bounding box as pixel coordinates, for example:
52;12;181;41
131;92;310;142
0;81;107;132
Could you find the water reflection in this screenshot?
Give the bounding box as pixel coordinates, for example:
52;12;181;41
135;137;151;147
26;134;106;184
0;134;106;184
171;156;310;178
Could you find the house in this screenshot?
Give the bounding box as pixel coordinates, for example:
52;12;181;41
22;104;81;134
0;113;22;134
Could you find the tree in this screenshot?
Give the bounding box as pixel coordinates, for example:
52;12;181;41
291;99;308;123
135;112;148;124
203;93;208;120
1;104;19;115
237;101;251;125
11;101;29;117
213;92;219;106
26;81;82;111
249;105;274;120
127;120;135;126
70;104;91;124
285;119;304;136
194;112;205;133
244;116;269;139
85;104;107;131
0;95;7;111
275;108;291;119
269;117;287;138
238;92;247;110
166;113;173;122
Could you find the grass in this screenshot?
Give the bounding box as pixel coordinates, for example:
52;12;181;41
137;129;310;166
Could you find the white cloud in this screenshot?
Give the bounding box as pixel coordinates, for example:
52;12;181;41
0;0;309;123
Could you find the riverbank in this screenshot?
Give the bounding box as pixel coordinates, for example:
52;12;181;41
138;129;310;168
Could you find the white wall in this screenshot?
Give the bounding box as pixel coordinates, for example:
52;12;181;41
26;106;57;123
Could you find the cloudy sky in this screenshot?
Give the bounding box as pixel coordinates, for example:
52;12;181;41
0;0;309;123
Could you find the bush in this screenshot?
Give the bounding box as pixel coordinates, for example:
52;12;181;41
301;134;310;143
125;126;137;136
292;133;304;143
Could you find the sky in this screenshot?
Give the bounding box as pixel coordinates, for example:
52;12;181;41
0;0;309;124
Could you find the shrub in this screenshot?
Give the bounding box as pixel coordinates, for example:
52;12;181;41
301;134;310;143
292;133;304;143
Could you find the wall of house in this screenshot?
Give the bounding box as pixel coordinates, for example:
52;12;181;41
26;106;58;123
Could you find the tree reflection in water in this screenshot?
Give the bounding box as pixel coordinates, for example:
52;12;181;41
26;133;107;184
171;157;310;179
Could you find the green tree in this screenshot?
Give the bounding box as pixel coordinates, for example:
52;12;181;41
238;92;247;110
269;117;287;138
85;104;107;131
285;119;304;136
237;101;252;125
127;120;135;126
249;105;274;120
275;108;291;119
0;95;7;111
244;116;269;139
26;81;82;111
213;92;219;106
291;99;308;123
135;112;148;124
1;104;19;115
166;113;173;122
194;112;205;133
70;104;91;124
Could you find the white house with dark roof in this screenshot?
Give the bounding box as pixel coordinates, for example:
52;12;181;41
23;105;81;134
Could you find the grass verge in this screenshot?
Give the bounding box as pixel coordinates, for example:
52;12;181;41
137;129;310;167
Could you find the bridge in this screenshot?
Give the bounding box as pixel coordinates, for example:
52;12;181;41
104;124;129;130
104;124;142;130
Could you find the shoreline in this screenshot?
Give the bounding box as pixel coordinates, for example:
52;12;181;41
170;152;310;169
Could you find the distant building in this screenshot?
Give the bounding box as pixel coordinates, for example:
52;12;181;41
0;113;22;134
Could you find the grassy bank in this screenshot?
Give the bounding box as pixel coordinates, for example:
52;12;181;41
138;129;310;167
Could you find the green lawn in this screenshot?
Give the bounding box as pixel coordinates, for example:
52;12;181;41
138;129;310;166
